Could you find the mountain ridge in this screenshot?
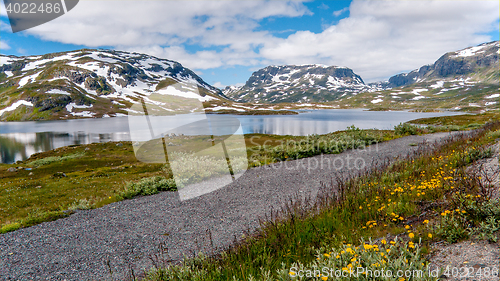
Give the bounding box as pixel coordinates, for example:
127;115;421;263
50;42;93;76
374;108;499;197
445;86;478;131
223;64;382;103
0;49;229;120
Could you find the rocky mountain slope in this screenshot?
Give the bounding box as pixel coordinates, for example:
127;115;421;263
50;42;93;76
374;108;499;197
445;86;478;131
0;50;228;121
337;41;499;112
224;65;382;103
388;41;499;87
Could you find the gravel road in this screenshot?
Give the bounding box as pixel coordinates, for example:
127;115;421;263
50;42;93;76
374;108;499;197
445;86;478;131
0;132;459;281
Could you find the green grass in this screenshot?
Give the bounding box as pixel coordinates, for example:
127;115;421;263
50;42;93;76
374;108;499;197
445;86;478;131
139;121;500;280
409;110;500;127
332;80;499;113
0;128;398;233
0;141;167;232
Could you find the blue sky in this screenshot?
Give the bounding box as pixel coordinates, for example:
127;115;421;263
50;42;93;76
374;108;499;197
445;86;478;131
1;0;498;87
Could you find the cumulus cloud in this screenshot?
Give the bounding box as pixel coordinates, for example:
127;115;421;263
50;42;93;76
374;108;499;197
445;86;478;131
26;0;309;48
333;7;349;17
0;40;10;50
22;0;309;71
212;82;225;88
261;0;500;82
15;0;500;83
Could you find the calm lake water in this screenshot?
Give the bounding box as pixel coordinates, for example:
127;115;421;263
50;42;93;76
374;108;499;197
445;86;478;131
0;109;461;164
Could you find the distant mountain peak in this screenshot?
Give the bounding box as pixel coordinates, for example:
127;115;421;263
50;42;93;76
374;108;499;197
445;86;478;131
224;64;378;103
388;41;499;87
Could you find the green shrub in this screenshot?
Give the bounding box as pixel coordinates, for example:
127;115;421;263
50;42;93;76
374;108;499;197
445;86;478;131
28;152;85;167
68;199;92;211
394;123;423;136
434;211;469;243
472;217;500;243
120;176;177;199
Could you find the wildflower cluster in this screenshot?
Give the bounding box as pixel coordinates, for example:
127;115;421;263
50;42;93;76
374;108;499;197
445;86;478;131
281;238;432;280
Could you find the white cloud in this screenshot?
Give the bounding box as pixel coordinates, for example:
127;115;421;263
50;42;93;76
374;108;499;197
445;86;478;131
22;0;309;72
0;40;10;50
333;7;349;17
26;0;309;48
261;0;500;82
12;0;500;84
124;44;261;70
0;0;7;17
212;82;225;88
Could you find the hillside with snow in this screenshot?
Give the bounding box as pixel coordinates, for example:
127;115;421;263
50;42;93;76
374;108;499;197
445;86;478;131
0;50;229;121
224;64;383;103
335;41;499;112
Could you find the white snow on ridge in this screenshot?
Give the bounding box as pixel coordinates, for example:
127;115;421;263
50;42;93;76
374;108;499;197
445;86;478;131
411;88;428;95
436;88;450;95
156;86;215;102
0;100;34;116
486;94;499;99
66;103;93;112
486;102;497;106
47;89;71;95
412;96;426;101
454;45;487;58
23;59;53;71
84;52;120;64
4;71;13;77
208;106;245;112
70;111;95;117
0;56;19;66
430;81;444;89
18;72;42;87
371;98;383;104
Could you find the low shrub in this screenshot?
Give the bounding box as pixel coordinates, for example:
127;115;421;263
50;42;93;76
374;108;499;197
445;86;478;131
120;176;177;199
27;152;85;167
394;123;423;136
68;199;93;211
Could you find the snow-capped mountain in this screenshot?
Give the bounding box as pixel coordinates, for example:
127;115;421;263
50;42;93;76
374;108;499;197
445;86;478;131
224;65;379;103
339;41;499;112
388;41;499;87
0;49;228;120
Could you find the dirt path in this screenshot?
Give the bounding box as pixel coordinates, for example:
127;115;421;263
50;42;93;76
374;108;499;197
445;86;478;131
0;132;460;281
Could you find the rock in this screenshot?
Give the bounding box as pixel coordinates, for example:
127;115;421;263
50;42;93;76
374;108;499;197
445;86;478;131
29;172;34;176
53;172;67;178
7;167;17;172
85;147;91;151
116;143;123;147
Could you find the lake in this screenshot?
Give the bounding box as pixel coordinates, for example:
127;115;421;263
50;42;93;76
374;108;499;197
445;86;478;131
0;109;461;164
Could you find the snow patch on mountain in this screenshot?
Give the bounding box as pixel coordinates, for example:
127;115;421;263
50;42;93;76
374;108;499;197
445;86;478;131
0;100;33;116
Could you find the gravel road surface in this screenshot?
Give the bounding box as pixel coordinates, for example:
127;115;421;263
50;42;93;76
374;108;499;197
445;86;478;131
0;132;459;281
